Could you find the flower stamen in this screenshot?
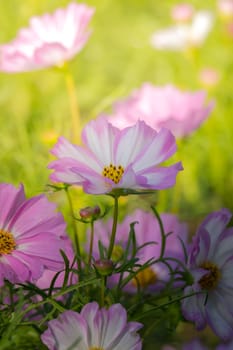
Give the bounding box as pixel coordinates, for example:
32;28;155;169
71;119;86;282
0;229;16;255
132;267;157;288
102;164;124;184
199;261;221;290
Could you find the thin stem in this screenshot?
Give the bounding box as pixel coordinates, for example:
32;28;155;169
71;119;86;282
65;187;82;272
151;206;166;259
64;69;81;142
88;221;94;266
134;290;205;321
100;276;106;307
107;195;119;259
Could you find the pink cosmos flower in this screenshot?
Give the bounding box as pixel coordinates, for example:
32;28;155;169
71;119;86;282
0;2;94;72
182;209;233;341
0;183;67;286
171;3;194;22
87;209;188;293
36;235;77;290
103;83;214;138
48;118;183;194
41;301;143;350
218;0;233;18
198;68;220;88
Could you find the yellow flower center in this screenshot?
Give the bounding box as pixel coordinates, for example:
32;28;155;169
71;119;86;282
112;244;124;262
102;164;124;184
89;348;104;350
0;229;16;255
132;267;157;288
199;261;221;290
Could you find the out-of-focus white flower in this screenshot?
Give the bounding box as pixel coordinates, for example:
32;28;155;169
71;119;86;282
151;11;214;51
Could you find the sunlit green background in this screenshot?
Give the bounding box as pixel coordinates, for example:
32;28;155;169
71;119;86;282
0;0;232;219
0;1;232;349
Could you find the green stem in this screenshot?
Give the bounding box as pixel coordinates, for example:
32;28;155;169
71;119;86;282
151;206;166;259
65;187;82;273
134;290;205;321
100;276;106;307
88;221;94;266
107;195;119;259
64;67;81;142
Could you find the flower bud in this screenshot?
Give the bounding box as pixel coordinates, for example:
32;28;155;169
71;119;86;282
94;259;114;276
79;206;101;220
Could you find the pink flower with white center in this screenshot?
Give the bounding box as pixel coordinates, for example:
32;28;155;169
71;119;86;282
48;118;183;194
41;302;143;350
0;183;67;286
87;210;188;293
182;209;233;341
103;83;214;138
0;2;94;72
151;11;214;51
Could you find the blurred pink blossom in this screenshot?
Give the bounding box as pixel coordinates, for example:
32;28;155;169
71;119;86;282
0;2;94;72
226;22;233;36
103;83;214;138
198;68;220;87
218;0;233;18
87;209;188;293
171;3;194;22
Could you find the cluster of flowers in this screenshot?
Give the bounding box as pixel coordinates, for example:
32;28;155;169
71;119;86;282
0;2;232;349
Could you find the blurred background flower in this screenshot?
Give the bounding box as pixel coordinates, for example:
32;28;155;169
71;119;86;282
0;2;94;72
103;83;214;138
171;3;194;22
86;209;188;293
150;10;214;51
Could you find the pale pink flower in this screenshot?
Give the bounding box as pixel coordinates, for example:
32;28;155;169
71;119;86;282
198;68;220;88
0;183;67;286
104;83;214;138
171;3;194;22
151;11;214;51
182;209;233;341
218;0;233;18
48;118;183;194
41;302;143;350
0;2;94;72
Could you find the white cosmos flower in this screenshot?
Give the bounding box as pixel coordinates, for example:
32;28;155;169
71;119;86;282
151;11;214;51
